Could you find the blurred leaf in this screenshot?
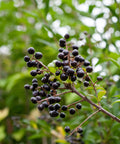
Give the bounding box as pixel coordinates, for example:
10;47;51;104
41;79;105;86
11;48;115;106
98;90;106;101
0;108;9;121
12;129;25;141
107;58;120;69
0;126;6;141
112;100;120;105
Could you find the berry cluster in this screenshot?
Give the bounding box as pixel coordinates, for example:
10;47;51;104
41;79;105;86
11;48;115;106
24;34;103;139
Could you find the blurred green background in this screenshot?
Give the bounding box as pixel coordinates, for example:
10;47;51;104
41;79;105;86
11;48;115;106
0;0;120;143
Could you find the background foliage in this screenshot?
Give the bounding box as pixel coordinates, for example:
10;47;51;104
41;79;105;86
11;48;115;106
0;0;120;143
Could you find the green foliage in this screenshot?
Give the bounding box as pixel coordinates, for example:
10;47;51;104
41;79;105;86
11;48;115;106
0;0;120;143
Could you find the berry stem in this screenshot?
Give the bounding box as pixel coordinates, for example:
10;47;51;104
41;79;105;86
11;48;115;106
56;90;72;96
70;85;120;123
67;99;84;108
70;109;100;136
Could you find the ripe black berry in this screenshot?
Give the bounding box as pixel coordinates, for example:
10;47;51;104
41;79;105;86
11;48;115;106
58;53;64;59
64;33;70;39
60;112;65;118
55;71;60;76
31;97;37;104
52;82;59;89
27;47;35;54
72;45;79;50
86;66;93;73
48;105;55;111
44;73;50;78
75;55;81;62
65;126;70;133
77;70;84;78
39;90;46;97
32;82;38;88
55;97;61;102
67;68;74;76
84;60;90;66
49;110;59;117
60;73;68;81
24;55;30;62
59;39;66;47
42;101;48;108
63;66;70;72
24;84;30;89
63;50;69;55
71;75;76;82
48;96;56;104
76;103;82;109
72;49;78;56
77;127;83;133
85;76;90;81
32;78;38;83
43;84;50;91
54;103;61;110
69;108;76;115
36;96;42;101
61;105;67;111
41;77;48;83
84;81;89;87
38;104;44;111
35;52;43;59
71;60;77;67
97;76;103;81
59;48;64;52
55;60;62;67
79;56;85;62
27;61;33;67
30;70;37;76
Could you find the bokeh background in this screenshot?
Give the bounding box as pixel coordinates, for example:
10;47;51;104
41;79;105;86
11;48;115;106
0;0;120;143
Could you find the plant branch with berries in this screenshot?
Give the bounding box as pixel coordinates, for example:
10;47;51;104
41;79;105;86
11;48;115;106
24;33;120;141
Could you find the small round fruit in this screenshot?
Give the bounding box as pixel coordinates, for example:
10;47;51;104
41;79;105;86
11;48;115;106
31;97;37;104
65;126;70;133
59;48;64;52
85;76;90;81
60;73;68;81
72;49;78;56
36;96;42;101
84;81;89;87
24;55;30;62
76;103;82;109
48;96;56;104
61;105;67;111
27;47;35;54
84;60;90;66
54;103;61;110
48;105;55;111
71;60;77;67
49;110;59;117
63;50;69;55
32;78;38;83
52;82;59;89
30;70;37;76
58;53;64;59
38;104;44;111
55;71;60;76
64;33;70;39
60;112;65;118
59;39;66;47
55;60;62;67
67;68;74;76
97;76;103;81
86;66;93;73
72;45;78;50
77;127;83;133
69;108;76;115
77;70;84;78
55;97;61;102
71;75;76;82
24;84;30;89
35;52;43;59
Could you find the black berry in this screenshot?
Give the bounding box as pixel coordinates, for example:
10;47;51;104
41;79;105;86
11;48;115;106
27;47;35;54
69;108;76;115
65;126;70;133
64;33;70;39
97;76;103;81
72;49;78;56
76;103;82;109
60;112;65;118
30;70;37;76
86;66;93;73
60;73;68;81
24;55;30;62
84;81;89;87
61;105;67;111
35;52;43;59
31;97;37;104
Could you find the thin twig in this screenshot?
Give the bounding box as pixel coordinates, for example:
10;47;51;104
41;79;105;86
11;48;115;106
56;90;72;96
70;109;100;136
67;99;84;107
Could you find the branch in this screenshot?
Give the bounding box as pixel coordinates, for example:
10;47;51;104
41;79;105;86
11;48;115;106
70;86;120;123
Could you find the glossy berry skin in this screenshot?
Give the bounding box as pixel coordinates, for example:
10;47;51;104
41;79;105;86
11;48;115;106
76;103;82;109
85;76;90;81
38;104;44;111
27;61;33;67
48;105;55;111
84;60;90;66
72;45;78;50
55;97;61;102
64;33;70;39
55;60;62;67
59;48;64;52
24;55;30;62
27;47;35;54
43;84;50;91
42;101;48;108
67;68;74;76
35;52;43;59
41;77;48;83
71;75;76;82
24;84;30;89
79;56;85;62
86;66;93;73
61;105;67;111
60;73;68;81
75;55;81;62
31;97;37;104
65;126;70;133
39;90;46;97
49;110;59;117
60;112;65;118
32;90;39;96
58;53;64;59
71;60;77;67
72;49;78;56
32;78;38;83
32;82;38;88
54;103;61;110
59;39;66;47
48;96;56;104
77;128;83;133
84;81;89;87
36;96;42;101
52;82;59;89
77;70;84;78
30;70;37;76
63;66;70;72
69;108;76;115
63;50;69;55
55;71;60;76
97;76;103;81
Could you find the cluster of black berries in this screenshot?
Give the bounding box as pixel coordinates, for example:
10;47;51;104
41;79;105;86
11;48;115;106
24;33;103;136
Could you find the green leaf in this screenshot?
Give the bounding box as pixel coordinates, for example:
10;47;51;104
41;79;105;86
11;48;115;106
12;129;25;141
98;90;106;101
112;100;120;105
107;58;120;69
0;126;6;141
